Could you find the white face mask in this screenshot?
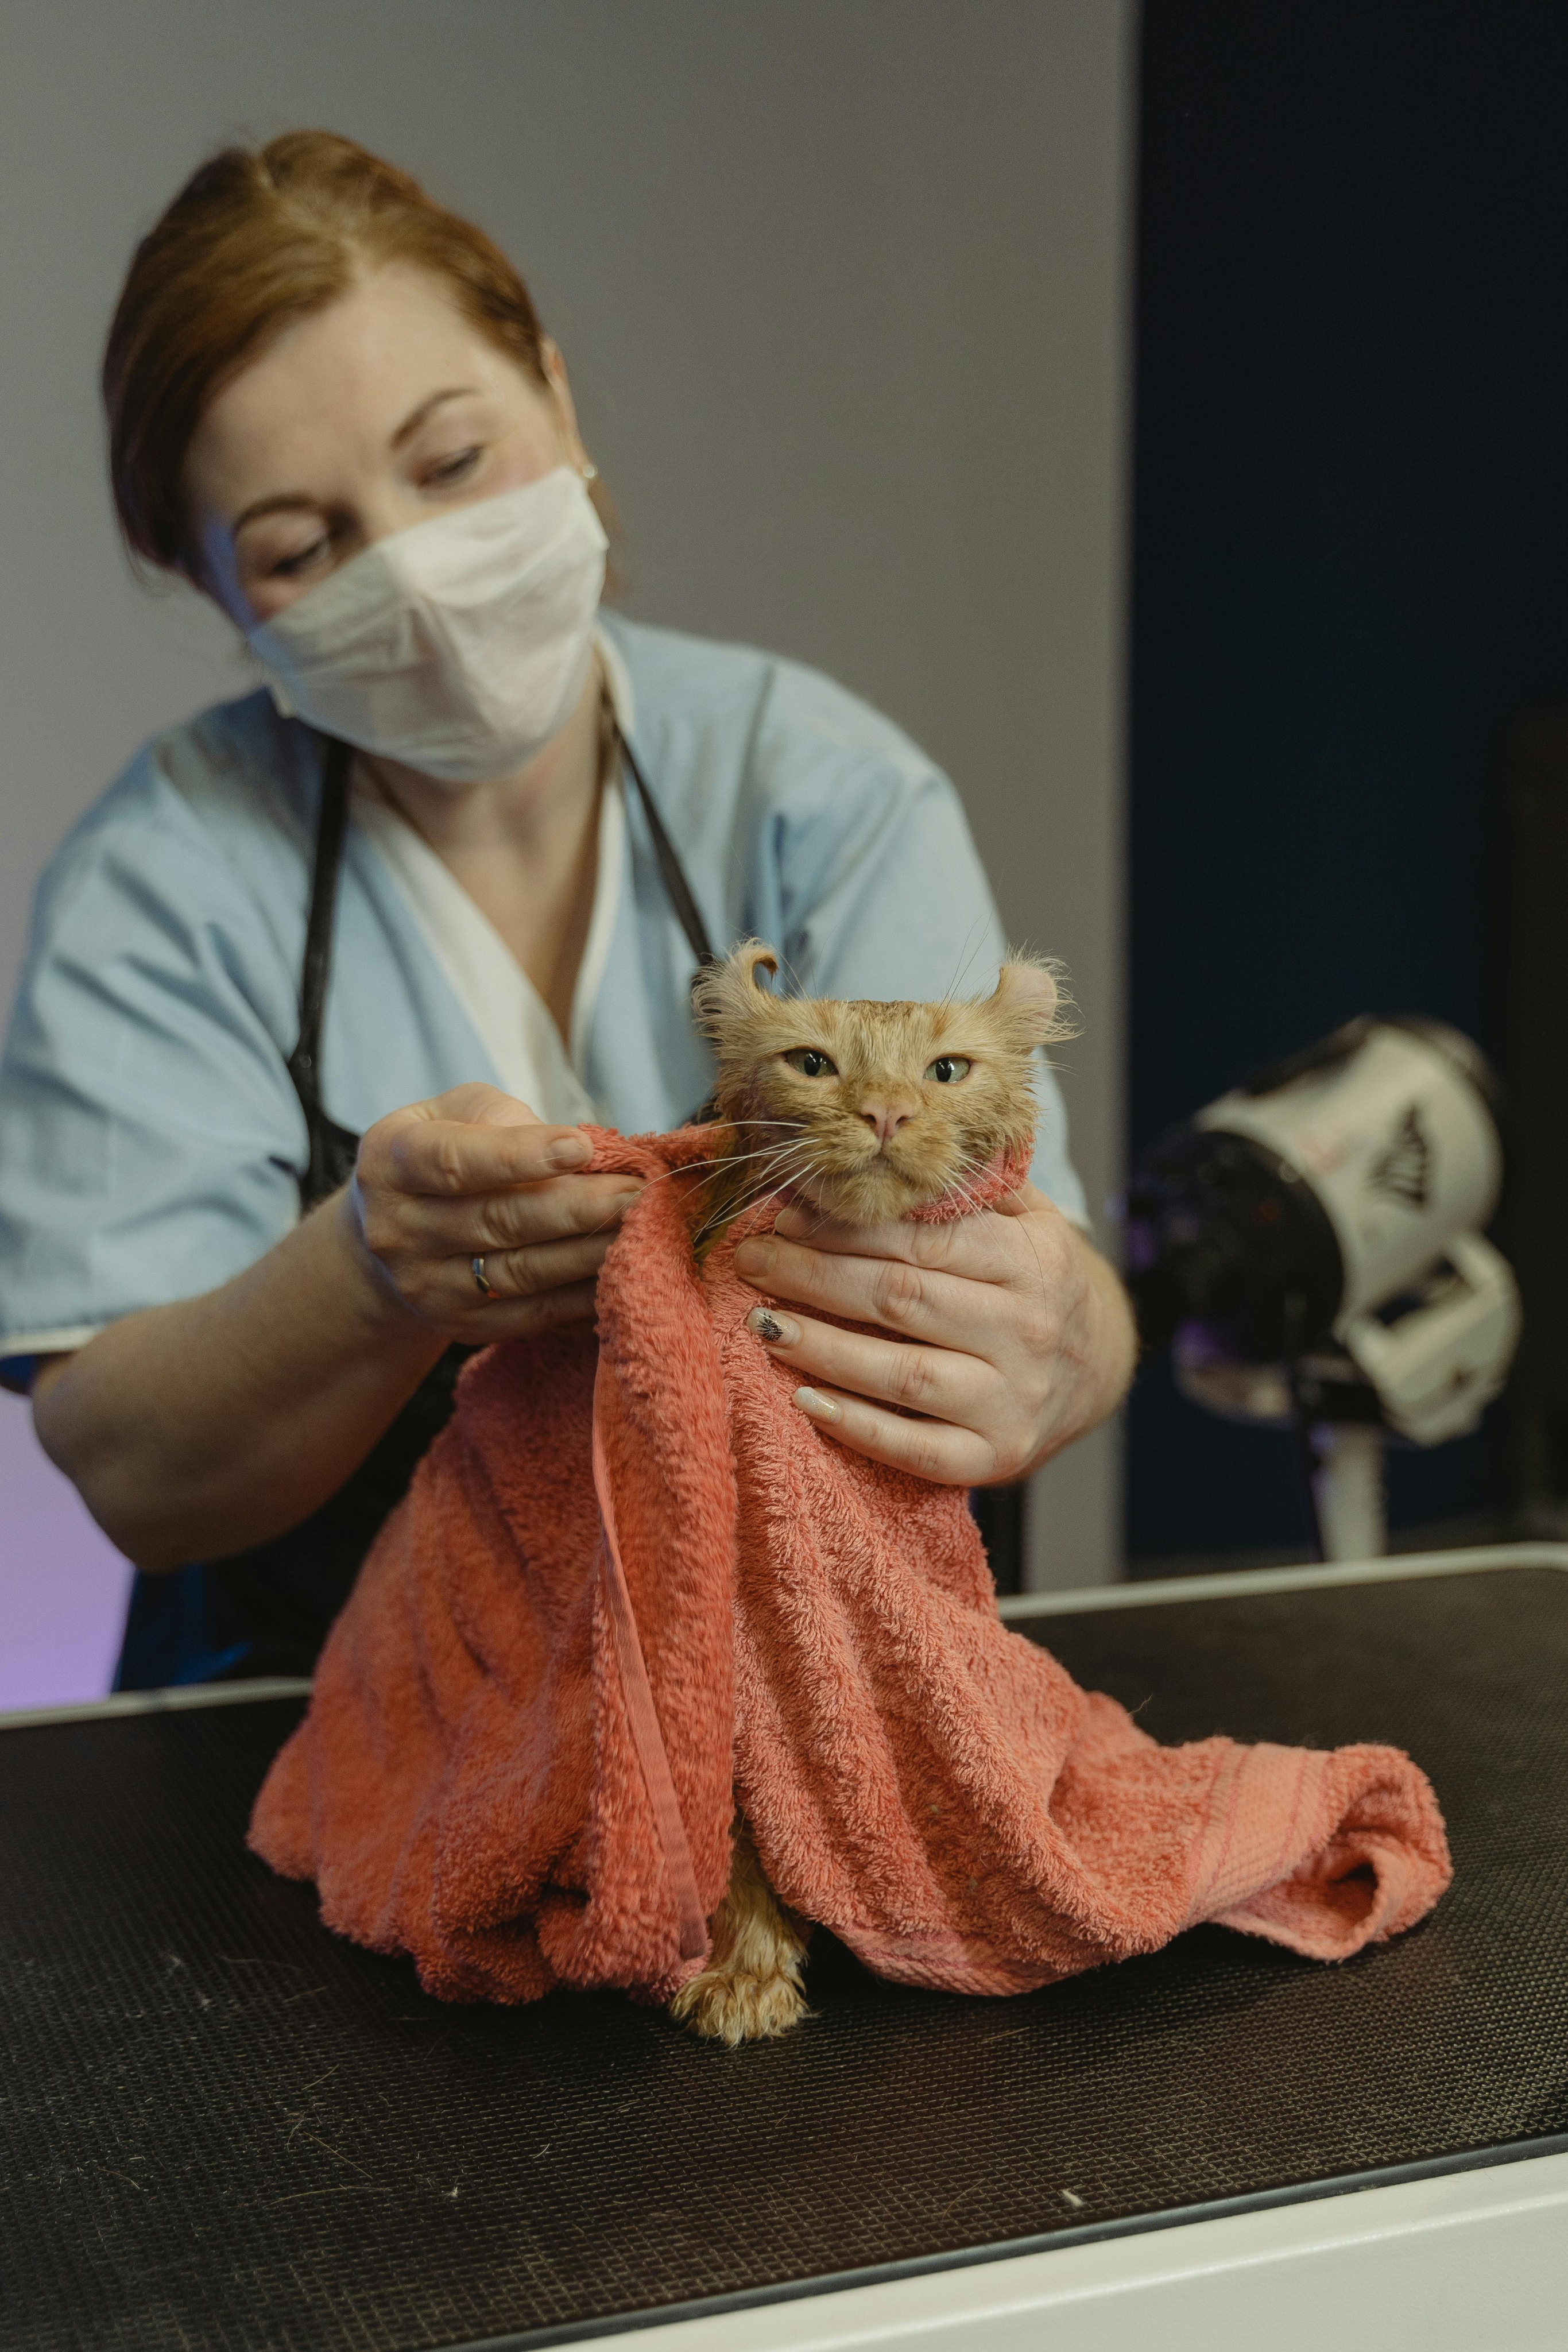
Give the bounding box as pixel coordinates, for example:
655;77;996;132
246;466;609;786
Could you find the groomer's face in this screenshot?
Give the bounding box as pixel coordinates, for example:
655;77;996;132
184;263;587;626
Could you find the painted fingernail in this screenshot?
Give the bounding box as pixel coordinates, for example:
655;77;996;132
733;1239;776;1278
548;1131;593;1169
793;1386;841;1423
748;1306;800;1345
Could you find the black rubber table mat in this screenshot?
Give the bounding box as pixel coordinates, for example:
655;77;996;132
5;1565;1567;2352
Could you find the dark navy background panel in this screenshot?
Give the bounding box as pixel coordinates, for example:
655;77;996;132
1126;0;1568;1558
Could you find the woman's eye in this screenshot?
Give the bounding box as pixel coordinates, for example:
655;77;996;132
925;1055;972;1084
784;1048;838;1078
270;536;331;580
424;447;483;489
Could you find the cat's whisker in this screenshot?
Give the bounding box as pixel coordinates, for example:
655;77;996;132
737;1142;827;1209
723;1147;822;1216
579;1161;694;1223
1017;1216;1050;1309
683;1139;821;1239
753;1160;837;1235
940;1144;1053;1307
938;918;988;1011
934;1144;1017;1225
691;1179;806;1252
585;1142;802;1215
695;935;1063;1264
688;1138;822;1248
932;1146;990;1212
702;1137;812;1172
689;1153;796;1227
772;943;813;1000
774;1172;842;1241
725;1134;820;1184
694;1158;812;1235
582;1132;832;1240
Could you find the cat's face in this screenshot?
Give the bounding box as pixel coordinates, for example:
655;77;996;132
693;943;1068;1223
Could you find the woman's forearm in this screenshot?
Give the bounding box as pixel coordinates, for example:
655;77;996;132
30;1088;640;1576
32;1191;443;1572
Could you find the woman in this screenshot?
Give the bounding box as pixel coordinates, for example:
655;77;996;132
0;132;1135;1689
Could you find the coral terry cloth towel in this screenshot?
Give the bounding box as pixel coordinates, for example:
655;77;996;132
250;1127;1452;2005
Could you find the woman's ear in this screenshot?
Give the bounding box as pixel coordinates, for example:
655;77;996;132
540;337;590;473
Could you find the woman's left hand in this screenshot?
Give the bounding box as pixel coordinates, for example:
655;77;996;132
730;1182;1137;1486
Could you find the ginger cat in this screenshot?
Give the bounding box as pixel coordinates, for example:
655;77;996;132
668;942;1070;2044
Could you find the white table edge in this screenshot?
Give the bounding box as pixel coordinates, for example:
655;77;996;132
566;2146;1568;2350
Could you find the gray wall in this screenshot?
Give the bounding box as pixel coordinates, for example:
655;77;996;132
0;0;1133;1623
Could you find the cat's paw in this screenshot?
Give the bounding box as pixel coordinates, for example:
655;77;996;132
669;1964;810;2046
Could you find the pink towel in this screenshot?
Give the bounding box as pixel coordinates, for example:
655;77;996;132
250;1125;1451;2003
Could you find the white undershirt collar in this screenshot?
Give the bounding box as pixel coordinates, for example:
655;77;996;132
349;624;633;1123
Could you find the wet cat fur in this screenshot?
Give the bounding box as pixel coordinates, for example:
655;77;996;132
689;941;1073;1251
670;943;1073;2045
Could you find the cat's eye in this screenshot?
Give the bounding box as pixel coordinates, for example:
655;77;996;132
784;1047;838;1078
925;1055;972;1084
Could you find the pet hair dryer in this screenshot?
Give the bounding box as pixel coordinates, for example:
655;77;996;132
1123;1017;1521;1560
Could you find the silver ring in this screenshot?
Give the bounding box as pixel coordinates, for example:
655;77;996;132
471;1254;494;1299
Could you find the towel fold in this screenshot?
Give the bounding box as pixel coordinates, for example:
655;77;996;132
250;1125;1451;2003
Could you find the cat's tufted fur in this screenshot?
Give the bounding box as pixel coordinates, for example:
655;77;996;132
670;943;1070;2042
688;942;1072;1247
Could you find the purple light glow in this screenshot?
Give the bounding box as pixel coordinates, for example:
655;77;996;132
1;1397;131;1711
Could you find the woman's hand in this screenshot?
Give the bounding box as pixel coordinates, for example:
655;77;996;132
730;1182;1136;1486
33;1084;638;1570
347;1082;640;1343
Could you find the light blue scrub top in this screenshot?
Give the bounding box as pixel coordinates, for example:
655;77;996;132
0;612;1085;1388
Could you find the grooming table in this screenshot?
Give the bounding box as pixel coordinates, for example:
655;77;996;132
5;1548;1567;2352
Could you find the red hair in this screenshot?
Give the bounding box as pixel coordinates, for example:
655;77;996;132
103;130;602;572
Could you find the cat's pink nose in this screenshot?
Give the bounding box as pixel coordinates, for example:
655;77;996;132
860;1098;915;1148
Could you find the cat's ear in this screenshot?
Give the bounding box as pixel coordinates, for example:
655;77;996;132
691;938;782;1042
989;956;1074;1043
734;942;780;994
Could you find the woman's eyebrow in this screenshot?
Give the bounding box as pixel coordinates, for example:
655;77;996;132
390;386;479;448
231;490;319;536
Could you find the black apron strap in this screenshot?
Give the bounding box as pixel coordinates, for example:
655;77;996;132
289;725;719;1193
615;726;718;987
116;710;729;1690
287;736;361;1207
117;731;460;1690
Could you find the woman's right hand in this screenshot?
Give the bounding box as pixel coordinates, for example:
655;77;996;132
344;1083;641;1343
